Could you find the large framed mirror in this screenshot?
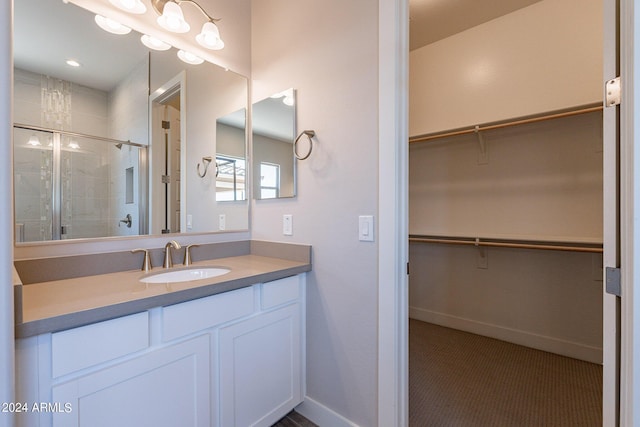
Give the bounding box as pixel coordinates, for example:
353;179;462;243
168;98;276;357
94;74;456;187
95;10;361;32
13;0;249;243
252;89;296;199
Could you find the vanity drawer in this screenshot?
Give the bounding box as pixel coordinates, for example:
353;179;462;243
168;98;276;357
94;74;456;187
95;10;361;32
52;312;149;378
162;286;255;341
261;276;300;310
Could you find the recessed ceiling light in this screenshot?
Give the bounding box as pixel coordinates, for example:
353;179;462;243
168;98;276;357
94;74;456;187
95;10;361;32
66;59;81;67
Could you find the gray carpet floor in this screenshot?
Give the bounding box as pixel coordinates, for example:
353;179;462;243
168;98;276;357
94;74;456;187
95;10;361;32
409;319;602;427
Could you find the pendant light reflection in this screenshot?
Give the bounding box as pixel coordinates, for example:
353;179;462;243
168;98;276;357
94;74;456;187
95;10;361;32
141;34;171;51
27;135;41;147
109;0;146;14
177;50;204;65
270;89;295;106
94;15;132;35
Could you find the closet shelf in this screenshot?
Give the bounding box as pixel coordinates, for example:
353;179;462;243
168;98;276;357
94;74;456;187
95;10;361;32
409;104;603;144
409;235;603;253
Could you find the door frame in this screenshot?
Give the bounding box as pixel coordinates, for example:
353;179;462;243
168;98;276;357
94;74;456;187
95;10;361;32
619;0;639;424
377;0;409;425
149;72;186;235
603;0;620;425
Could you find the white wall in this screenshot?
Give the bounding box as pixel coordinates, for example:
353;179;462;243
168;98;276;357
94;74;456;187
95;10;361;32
409;0;603;136
251;0;380;425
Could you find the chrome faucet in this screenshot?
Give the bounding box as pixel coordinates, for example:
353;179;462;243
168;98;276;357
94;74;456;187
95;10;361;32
163;240;182;268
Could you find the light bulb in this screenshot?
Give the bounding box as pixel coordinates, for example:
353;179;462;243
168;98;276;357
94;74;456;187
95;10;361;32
157;2;190;33
196;22;224;50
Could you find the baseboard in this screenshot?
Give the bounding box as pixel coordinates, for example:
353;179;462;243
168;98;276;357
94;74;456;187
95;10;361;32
409;307;603;364
295;396;359;427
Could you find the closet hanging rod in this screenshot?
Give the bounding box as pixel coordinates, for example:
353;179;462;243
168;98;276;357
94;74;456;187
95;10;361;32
409;236;603;253
409;104;604;144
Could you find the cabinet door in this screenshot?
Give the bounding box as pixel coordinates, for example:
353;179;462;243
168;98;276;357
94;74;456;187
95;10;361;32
52;334;210;427
219;303;302;427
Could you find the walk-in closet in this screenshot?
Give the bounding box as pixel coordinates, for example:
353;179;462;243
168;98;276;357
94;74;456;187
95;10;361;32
408;0;605;425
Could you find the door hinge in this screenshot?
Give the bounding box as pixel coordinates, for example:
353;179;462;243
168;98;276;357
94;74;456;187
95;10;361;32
605;267;621;297
162;120;171;129
407;262;410;276
162;175;171;184
605;77;621;107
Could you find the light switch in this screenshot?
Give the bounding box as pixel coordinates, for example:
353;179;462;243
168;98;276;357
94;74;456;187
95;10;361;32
283;214;293;236
359;215;374;242
187;214;193;230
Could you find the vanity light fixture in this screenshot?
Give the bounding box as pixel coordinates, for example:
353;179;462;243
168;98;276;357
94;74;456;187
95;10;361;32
109;0;147;14
151;0;225;50
94;15;132;35
141;34;171;51
177;49;204;65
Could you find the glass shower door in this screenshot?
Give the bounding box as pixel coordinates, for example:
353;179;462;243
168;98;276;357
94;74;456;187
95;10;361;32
14;128;54;242
14;125;145;242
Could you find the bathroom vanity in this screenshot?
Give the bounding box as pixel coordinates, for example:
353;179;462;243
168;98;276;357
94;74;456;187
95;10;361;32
13;241;310;427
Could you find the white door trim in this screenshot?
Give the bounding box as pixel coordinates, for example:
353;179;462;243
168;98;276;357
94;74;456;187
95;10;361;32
378;0;409;425
620;0;639;424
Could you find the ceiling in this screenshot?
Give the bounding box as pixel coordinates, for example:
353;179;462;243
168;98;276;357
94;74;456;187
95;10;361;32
14;0;148;92
409;0;543;51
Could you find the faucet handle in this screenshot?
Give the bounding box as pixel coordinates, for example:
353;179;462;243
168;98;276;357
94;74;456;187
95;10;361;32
131;248;152;272
184;244;200;266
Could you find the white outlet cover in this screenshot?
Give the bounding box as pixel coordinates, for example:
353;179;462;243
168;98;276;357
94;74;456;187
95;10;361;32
283;214;293;236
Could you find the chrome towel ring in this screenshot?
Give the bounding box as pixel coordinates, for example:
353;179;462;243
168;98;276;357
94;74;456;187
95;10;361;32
197;156;213;178
294;130;315;160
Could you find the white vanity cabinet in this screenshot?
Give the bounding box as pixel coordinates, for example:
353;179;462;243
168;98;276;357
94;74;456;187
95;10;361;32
15;274;306;427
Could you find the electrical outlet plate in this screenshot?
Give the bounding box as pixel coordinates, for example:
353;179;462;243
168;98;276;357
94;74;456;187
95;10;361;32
219;214;226;231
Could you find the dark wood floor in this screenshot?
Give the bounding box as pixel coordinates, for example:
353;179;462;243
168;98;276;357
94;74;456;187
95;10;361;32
271;410;318;427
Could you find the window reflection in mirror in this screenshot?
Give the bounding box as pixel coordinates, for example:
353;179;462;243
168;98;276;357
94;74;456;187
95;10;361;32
252;89;296;200
216;109;247;202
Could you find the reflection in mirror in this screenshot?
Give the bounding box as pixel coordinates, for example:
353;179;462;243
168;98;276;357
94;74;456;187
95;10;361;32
215;109;247;202
13;0;249;243
252;89;296;199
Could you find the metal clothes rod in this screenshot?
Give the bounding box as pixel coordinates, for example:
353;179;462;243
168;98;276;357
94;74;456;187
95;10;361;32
13;123;145;148
409;236;603;253
409;104;604;144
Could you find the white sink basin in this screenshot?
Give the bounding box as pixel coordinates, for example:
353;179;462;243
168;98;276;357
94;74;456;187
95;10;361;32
140;267;230;284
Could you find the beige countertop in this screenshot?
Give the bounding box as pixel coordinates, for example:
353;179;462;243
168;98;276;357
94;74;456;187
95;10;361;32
15;253;311;338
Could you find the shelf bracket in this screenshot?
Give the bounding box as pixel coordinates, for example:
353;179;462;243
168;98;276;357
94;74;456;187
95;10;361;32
474;238;488;269
474;126;489;164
